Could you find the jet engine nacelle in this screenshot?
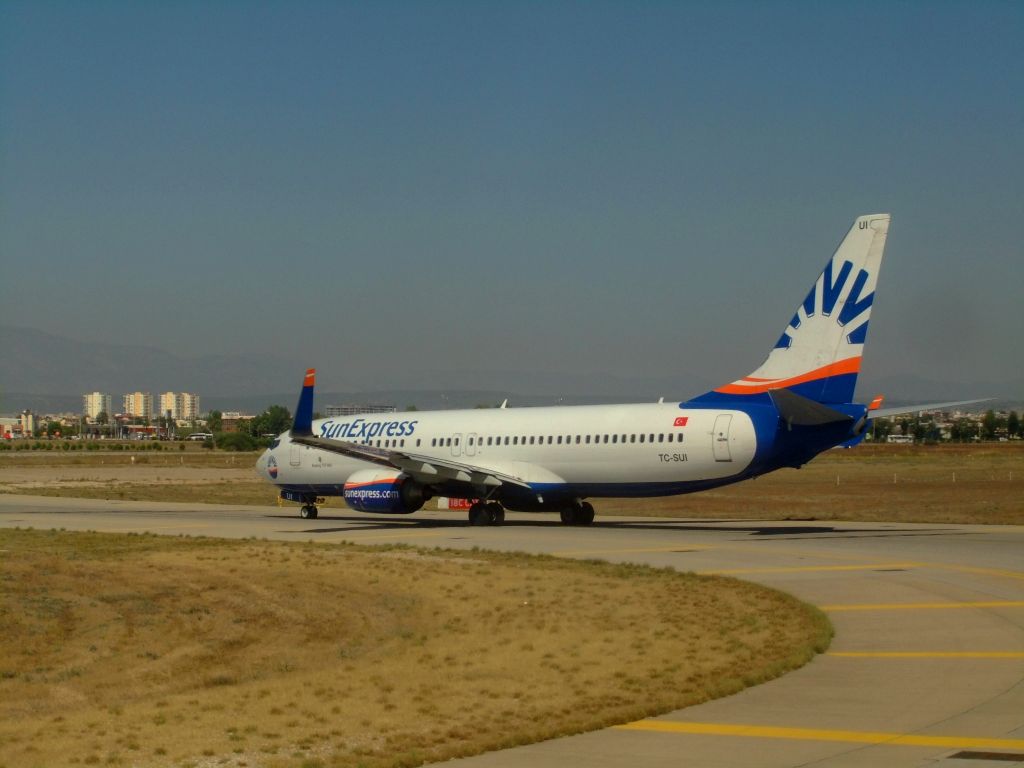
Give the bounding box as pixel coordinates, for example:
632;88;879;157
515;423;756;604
343;470;427;514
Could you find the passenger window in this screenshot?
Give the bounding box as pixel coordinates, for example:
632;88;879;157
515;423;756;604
639;434;645;443
612;435;618;444
455;437;460;446
649;433;654;442
658;434;664;442
557;436;562;445
585;435;591;444
446;437;452;446
416;439;421;447
575;435;580;444
630;434;636;443
603;435;609;443
513;436;518;445
504;436;510;445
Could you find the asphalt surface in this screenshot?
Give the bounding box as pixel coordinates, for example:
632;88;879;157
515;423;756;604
2;494;1023;767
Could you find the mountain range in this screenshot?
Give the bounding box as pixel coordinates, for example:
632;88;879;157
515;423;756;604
1;325;1019;415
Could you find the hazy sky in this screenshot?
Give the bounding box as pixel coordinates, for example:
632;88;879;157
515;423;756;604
2;1;1021;394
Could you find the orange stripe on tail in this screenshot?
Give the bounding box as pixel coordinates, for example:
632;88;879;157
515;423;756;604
715;357;861;395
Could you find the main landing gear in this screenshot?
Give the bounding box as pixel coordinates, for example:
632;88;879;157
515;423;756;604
468;501;505;526
560;501;595;526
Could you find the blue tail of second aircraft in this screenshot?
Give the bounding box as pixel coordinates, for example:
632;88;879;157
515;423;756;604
291;368;316;437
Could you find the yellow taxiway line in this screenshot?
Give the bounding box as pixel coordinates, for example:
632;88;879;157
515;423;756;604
551;544;713;557
613;720;1024;750
700;563;921;575
821;601;1024;612
828;651;1024;659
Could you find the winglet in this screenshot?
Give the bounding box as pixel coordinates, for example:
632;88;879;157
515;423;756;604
869;395;884;411
291;368;316;437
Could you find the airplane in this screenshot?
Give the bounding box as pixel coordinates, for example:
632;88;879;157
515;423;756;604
256;213;981;525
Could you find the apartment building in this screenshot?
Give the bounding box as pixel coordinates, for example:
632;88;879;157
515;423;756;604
158;392;200;422
82;392;113;420
122;392;153;421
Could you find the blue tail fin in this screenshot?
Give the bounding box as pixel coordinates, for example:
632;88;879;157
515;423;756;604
291;368;316;436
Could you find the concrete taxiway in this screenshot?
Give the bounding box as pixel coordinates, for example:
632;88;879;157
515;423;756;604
2;494;1023;767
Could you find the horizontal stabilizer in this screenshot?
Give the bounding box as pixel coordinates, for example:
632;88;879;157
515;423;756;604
770;387;854;427
871;398;993;419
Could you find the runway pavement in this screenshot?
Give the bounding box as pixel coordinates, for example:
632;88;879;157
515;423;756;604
2;493;1023;767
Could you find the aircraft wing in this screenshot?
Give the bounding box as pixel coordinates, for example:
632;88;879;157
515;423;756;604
871;398;993;419
289;434;535;491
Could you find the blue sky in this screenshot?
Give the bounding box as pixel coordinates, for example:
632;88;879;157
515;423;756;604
1;1;1021;395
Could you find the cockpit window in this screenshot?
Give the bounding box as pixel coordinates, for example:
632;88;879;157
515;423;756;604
269;439;280;449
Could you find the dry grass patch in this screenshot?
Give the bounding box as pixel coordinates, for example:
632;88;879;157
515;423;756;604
597;443;1024;525
3;444;1021;525
0;529;830;768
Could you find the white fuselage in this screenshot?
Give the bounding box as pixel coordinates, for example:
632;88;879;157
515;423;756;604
257;402;758;495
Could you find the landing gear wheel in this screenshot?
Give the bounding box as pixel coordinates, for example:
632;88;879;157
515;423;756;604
486;502;505;525
300;505;319;520
578;502;595;526
468;502;489;526
559;502;594;526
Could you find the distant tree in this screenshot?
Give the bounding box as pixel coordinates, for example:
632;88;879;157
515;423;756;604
871;417;893;441
258;405;292;435
405;405;419;412
1008;411;1020;438
206;410;223;433
244;405;291;437
96;411;109;425
474;403;493;409
981;409;998;440
216;432;257;451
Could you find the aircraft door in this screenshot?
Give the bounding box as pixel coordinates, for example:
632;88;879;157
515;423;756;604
289;443;302;467
466;432;478;457
713;414;733;462
451;433;462;457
